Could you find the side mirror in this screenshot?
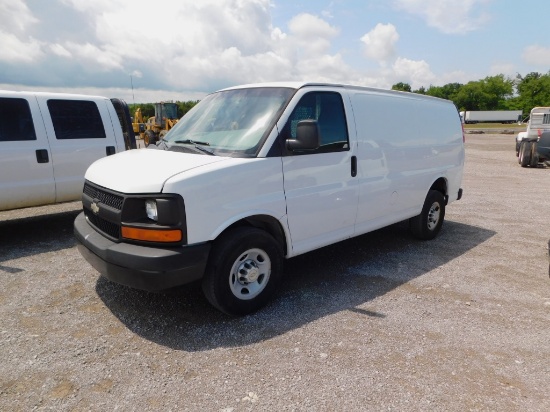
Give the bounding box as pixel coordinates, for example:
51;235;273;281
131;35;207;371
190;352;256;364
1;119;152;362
286;119;320;151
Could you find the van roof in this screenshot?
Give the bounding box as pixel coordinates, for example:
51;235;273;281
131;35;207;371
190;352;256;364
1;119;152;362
0;90;109;100
218;82;451;103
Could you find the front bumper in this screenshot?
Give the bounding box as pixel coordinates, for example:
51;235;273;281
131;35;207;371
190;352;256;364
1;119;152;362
74;212;210;292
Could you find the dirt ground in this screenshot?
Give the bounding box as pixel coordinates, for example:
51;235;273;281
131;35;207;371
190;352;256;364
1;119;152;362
1;134;549;411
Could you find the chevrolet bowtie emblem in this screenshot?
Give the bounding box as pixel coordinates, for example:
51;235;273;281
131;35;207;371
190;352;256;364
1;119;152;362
90;201;100;215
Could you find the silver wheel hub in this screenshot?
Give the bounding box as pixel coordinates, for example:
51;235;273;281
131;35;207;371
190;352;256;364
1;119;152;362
238;260;260;284
229;248;271;300
427;202;440;230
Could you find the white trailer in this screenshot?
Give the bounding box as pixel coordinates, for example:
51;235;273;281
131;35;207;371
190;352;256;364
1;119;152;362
463;110;522;124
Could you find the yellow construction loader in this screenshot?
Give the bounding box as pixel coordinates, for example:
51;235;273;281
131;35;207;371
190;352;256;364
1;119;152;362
132;102;179;146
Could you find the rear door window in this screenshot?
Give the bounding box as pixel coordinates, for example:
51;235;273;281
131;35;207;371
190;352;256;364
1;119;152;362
0;97;37;141
47;99;106;139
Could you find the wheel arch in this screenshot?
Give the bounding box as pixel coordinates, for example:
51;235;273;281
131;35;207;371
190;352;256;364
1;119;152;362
430;177;448;204
213;214;289;257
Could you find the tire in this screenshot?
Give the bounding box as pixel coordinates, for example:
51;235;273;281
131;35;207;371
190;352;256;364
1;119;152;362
520;141;532;167
409;190;446;240
144;130;156;147
530;142;539;168
202;227;284;316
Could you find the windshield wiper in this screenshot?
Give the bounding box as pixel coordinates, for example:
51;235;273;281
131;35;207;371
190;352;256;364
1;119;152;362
174;139;210;146
173;139;215;155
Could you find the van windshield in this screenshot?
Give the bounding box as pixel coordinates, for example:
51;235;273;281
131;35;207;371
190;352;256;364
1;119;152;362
164;87;294;157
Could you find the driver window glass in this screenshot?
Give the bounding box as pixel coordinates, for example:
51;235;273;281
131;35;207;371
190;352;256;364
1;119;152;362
282;91;349;155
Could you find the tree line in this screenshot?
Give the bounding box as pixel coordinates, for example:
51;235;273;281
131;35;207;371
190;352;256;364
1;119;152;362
392;71;550;118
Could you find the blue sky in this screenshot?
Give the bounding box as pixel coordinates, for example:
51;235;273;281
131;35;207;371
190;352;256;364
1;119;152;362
1;0;549;103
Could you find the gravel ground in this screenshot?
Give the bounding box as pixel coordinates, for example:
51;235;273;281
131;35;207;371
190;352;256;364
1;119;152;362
1;134;549;411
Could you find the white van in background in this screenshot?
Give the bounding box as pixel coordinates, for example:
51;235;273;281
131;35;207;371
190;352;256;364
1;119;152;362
74;82;464;315
0;91;136;212
515;107;550;167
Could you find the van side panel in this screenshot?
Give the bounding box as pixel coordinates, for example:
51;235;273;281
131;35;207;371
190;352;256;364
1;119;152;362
0;95;56;211
350;91;464;235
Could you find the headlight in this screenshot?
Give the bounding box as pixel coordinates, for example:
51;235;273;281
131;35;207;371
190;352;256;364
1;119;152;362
145;199;158;221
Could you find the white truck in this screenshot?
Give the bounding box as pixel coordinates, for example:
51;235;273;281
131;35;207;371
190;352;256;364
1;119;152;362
515;107;550;167
461;110;522;124
74;82;465;315
0;91;136;212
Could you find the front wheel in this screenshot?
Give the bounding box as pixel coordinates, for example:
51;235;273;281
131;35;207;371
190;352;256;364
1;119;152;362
202;227;284;316
144;130;156;147
409;190;446;240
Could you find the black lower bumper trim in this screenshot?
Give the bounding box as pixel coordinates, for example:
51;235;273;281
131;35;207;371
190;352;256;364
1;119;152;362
74;212;210;292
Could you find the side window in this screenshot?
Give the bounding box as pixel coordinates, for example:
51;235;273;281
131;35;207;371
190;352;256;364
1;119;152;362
282;91;349;154
0;98;37;142
47;99;106;139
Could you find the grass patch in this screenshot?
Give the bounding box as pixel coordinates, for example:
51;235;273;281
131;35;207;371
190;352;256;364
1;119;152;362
463;122;525;129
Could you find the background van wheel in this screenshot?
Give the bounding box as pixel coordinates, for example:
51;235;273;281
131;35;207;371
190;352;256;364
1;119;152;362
519;141;532;167
529;142;539;167
409;190;446;240
202;227;283;316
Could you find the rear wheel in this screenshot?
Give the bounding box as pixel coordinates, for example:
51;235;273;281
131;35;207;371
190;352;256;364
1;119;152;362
202;227;284;316
530;142;539;167
409;190;446;240
520;141;532;167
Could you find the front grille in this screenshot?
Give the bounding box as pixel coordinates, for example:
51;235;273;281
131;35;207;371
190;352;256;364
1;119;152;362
83;182;124;240
84;209;120;239
84;183;124;210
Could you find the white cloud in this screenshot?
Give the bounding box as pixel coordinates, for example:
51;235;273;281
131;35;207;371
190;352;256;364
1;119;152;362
489;63;516;78
49;44;72;58
360;23;399;65
0;32;43;63
0;0;43;63
63;42;124;71
285;13;339;57
0;0;38;33
392;57;436;88
393;0;491;34
522;45;550;67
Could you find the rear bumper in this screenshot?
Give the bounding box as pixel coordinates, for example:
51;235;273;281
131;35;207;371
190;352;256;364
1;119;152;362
74;212;210;292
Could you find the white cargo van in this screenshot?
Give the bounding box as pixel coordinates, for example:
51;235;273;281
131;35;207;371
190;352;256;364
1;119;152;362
74;82;464;315
0;91;136;212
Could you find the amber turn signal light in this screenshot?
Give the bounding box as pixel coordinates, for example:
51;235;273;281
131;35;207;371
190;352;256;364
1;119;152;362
121;226;182;243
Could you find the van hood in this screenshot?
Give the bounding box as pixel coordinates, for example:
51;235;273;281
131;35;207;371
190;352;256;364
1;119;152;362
84;149;228;193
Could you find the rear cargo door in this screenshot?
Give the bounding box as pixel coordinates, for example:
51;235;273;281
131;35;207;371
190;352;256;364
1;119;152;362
0;95;55;211
280;90;359;255
37;97;120;203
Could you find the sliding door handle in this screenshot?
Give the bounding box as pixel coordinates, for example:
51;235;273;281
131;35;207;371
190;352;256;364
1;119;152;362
351;155;357;177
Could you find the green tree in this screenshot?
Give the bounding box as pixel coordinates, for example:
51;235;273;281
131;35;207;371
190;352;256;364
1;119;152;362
513;72;550;116
426;83;462;101
391;82;412;92
452;75;513;111
177;100;200;116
